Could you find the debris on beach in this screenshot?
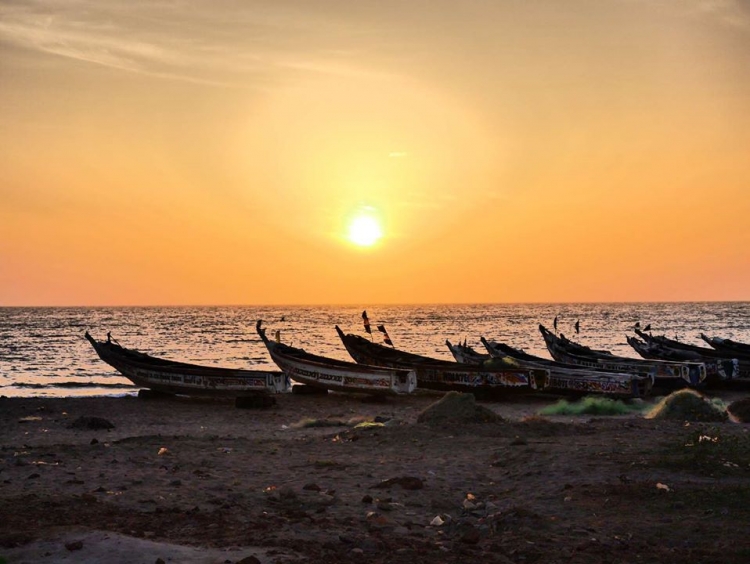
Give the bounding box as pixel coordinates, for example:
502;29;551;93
646;389;728;422
430;515;445;527
290;415;377;429
417;392;502;425
18;416;43;423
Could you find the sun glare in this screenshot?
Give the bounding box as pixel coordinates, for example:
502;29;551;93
348;214;383;247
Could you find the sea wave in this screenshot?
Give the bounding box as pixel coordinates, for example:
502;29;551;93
5;381;136;389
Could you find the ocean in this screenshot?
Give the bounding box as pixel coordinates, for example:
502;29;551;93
1;303;748;397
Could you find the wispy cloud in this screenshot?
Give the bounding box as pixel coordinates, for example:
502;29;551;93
0;0;393;86
692;0;750;29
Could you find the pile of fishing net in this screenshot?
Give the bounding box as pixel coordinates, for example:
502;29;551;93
646;389;728;422
417;391;502;426
728;397;750;423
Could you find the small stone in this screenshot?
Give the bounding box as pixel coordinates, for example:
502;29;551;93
362;494;373;503
461;526;481;544
27;473;41;480
65;540;83;551
90;438;99;445
302;483;321;491
372;476;424;490
237;556;261;564
70;416;114;430
278;486;297;500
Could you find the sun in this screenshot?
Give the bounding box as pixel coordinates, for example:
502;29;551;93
348;214;383;247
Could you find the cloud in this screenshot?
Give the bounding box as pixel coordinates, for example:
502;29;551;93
692;0;750;29
0;0;391;86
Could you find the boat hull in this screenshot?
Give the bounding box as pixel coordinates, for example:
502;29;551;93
257;322;417;395
480;339;652;398
336;327;549;394
539;325;705;388
633;329;746;380
85;332;289;397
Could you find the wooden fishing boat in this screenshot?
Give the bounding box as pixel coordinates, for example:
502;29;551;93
256;321;417;395
539;325;706;388
445;340;490;364
85;332;289;403
631;329;742;380
701;334;750;359
335;326;550;394
477;338;653;398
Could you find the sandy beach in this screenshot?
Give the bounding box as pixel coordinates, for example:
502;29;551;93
1;389;750;564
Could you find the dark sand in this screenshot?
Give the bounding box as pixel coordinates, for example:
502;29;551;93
1;388;749;563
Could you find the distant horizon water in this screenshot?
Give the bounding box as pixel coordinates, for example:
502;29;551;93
2;300;749;308
1;303;748;398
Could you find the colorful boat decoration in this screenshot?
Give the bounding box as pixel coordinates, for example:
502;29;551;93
85;332;289;401
539;325;706;388
474;338;652;398
256;321;417;395
629;329;742;381
335;326;549;394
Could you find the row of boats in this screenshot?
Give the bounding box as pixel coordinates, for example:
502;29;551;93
85;321;750;403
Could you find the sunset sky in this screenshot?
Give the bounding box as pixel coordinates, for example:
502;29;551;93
1;0;749;306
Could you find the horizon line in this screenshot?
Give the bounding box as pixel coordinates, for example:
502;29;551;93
1;299;749;309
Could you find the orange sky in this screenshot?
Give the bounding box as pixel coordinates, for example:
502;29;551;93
1;1;749;306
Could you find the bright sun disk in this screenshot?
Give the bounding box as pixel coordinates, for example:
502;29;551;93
348;215;382;247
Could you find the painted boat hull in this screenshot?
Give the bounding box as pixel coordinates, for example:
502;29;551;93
85;332;289;397
479;338;652;398
257;322;417;395
336;327;549;393
633;330;746;380
539;325;705;388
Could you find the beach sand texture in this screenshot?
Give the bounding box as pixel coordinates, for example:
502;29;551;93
1;391;750;563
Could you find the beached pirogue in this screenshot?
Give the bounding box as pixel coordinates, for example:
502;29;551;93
256;321;417;395
454;338;654;398
335;326;550;394
629;328;744;381
701;333;750;358
539;325;706;388
85;331;289;405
